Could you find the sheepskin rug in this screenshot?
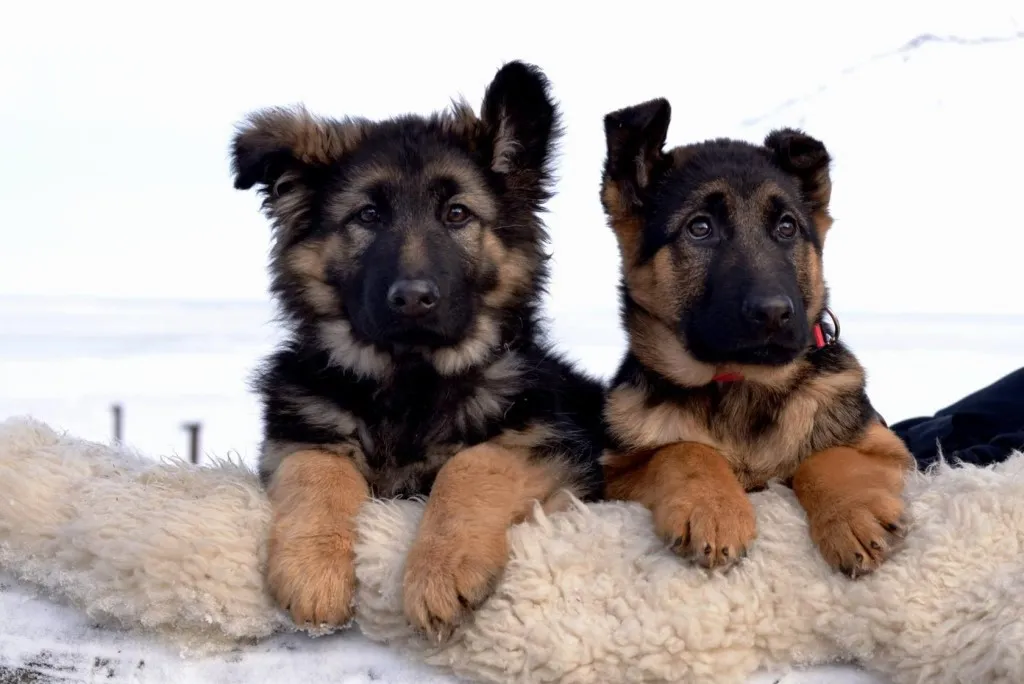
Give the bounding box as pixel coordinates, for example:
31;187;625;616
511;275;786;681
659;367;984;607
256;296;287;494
1;416;1023;684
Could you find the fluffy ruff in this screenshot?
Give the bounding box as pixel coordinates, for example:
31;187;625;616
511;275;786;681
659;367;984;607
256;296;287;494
1;417;1023;684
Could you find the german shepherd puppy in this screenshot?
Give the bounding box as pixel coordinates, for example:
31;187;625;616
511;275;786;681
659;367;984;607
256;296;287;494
229;61;605;641
598;98;913;578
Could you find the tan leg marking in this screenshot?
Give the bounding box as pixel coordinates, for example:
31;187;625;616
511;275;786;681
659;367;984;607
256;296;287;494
792;422;914;577
605;442;756;570
266;449;369;627
402;443;567;642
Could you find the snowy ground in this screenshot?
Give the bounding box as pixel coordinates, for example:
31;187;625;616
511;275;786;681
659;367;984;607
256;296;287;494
0;572;883;684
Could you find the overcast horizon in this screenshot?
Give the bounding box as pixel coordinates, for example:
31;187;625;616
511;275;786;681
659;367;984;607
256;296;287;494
3;0;1022;329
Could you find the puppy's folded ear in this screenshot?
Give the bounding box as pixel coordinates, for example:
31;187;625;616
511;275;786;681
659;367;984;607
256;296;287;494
603;98;672;210
764;128;832;218
480;60;560;179
230;105;365;195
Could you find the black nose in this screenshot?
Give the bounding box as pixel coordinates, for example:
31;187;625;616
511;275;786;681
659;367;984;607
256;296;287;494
387;279;440;317
742;295;794;332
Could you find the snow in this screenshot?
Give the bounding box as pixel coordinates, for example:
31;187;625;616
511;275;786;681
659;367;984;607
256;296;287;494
0;574;886;684
0;573;455;683
2;15;1023;684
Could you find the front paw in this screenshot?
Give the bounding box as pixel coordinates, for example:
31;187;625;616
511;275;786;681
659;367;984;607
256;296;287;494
402;527;508;643
267;519;356;628
655;485;757;570
808;489;906;578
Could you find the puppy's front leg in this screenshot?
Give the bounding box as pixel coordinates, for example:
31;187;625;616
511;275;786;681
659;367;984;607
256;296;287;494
793;422;914;578
266;448;369;627
605;441;756;570
402;442;564;642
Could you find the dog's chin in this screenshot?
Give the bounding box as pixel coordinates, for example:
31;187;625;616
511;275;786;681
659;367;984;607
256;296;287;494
688;336;806;367
363;316;473;351
380;327;457;349
717;343;805;367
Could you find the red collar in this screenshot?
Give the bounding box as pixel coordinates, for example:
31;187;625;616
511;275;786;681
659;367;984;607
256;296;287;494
710;309;840;384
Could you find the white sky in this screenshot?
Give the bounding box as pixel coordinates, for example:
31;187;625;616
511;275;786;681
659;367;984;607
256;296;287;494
2;0;1022;322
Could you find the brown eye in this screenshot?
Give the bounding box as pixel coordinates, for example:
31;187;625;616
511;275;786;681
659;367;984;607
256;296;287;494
776;215;798;239
686;218;712;240
357;206;380;224
445;203;471;225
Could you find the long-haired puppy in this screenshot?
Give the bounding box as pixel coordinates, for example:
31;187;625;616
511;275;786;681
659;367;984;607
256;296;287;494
598;98;913;578
229;61;606;641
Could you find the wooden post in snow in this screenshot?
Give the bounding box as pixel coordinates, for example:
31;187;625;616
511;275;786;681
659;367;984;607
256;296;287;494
183;422;201;465
111;403;123;444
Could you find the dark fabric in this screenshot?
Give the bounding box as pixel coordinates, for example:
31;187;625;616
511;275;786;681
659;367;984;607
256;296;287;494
889;367;1024;469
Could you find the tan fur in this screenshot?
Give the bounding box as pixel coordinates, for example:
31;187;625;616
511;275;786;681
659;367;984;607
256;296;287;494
627;311;718;387
792;422;913;577
317;319;393;380
322;164;402;222
480;230;536;309
266;169;316;242
398;230;427;273
277;387;361;437
604;384;713;450
491;113;521;174
808;172;834;242
265;449;370;626
237;105;367;169
450;352;525;433
601;183;644;267
604;364;868;492
437;97;481;139
801;246;826;327
284;236;342;315
604;442;756;569
430;313;500;376
424;159;499;224
719;366;866;490
403;441;574;641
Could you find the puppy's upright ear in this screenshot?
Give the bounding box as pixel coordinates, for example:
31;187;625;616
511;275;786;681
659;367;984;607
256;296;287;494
600;98;671;264
602;98;672;211
480;61;560;182
764;128;833;234
230;105;365;195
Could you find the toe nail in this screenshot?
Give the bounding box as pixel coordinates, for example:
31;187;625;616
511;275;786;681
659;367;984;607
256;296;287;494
703;543;712;556
721;547;730;558
855;552;864;562
870;540;882;551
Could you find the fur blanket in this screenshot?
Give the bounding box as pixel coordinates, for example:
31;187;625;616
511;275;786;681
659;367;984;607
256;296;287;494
1;416;1023;684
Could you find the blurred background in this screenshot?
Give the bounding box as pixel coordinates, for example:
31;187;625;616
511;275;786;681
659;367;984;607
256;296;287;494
2;0;1022;466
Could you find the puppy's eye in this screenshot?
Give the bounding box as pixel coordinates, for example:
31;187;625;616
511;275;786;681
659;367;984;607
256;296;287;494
444;204;471;225
775;215;798;240
686;218;712;240
356;206;380;224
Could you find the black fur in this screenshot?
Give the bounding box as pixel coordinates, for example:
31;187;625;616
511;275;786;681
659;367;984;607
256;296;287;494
230;61;606;500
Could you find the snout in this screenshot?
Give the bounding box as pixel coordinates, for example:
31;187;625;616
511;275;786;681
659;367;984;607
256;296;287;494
741;295;794;334
387;279;440;318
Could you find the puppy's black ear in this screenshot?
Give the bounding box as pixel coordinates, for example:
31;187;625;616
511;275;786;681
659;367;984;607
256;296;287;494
230;105;364;195
764;128;832;215
480;60;560;177
602;98;671;209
